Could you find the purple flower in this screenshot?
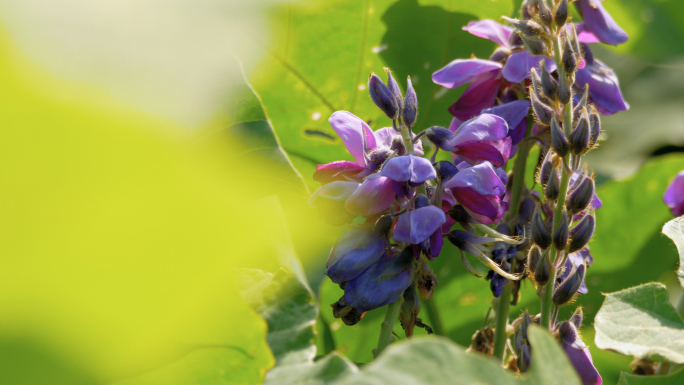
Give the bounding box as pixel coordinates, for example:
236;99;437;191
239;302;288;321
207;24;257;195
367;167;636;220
342;249;414;312
379;155;436;185
664;171;684;216
448;114;512;167
432;19;554;121
481;99;531;147
344;176;396;216
394;206;447;245
326;228;386;284
313;111;423;184
576;0;628;46
559;248;594;295
559;322;603;385
443;161;508;224
574;45;629;115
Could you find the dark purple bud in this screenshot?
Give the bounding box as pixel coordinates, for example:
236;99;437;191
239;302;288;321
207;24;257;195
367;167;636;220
553;210;569;250
550;117;570;157
502;17;543;37
489;47;511;64
508;31;524;48
568;214;595;253
519;196;536;225
518;343;531;373
570;111;591;155
527;245;543;275
369;73;399;119
555;0;568;28
545;168;561;201
562;36;577;74
566;176;595;214
557;75;571;104
553;263;585;306
425;126;456;152
539;152;554;186
402;76;418;128
385;68;403;108
415;194;430;209
573;85;589;118
589;110;601;146
531;88;553;126
540;60;558;100
535;250;551;286
435;160;459;182
532;208;552;249
521;34;546;55
558;321;585;350
537;0;553;27
570;25;581;58
521;310;532;341
570;307;584;329
390;136;407;155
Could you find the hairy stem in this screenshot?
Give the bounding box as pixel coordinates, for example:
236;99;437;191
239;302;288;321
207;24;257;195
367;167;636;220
375;295;404;357
423;298;445;336
493;282;513;362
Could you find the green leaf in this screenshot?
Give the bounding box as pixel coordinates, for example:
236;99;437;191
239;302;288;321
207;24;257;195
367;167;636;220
618;368;684;385
242;268;358;384
250;0;511;188
595;283;684;363
333;326;580;385
663;216;684;290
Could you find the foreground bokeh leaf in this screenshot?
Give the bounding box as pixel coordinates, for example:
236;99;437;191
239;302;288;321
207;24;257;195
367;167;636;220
617;367;684;385
595;283;684;364
662;216;684;290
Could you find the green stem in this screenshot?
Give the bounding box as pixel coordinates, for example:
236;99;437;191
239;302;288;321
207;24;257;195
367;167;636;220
423;298;445;336
507;119;535;220
493;282;513;362
399;118;415;156
375;296;404;357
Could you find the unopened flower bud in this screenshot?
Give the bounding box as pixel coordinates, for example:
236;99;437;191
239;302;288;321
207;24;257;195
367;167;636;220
545;169;560;201
555;0;568;28
385;68;403;108
570;110;591;155
502;17;543;37
566;176;595;214
508;31;524;48
589;110;601;146
540;61;558;100
489;47;511;64
531;88;553;126
538;151;554;186
537;0;553;27
519;196;536;225
527;245;543;275
570;24;581;60
550;117;570;157
521;35;546;55
558;321;585;349
390;136;407;155
570;307;584;329
553;210;569;250
369;73;399;119
518;343;531;373
435;160;459;182
530;67;542;94
425;126;456;152
532;208;552;249
557;76;571;104
568;214;595;253
402;76;418;128
415;194;430;209
534;250;551;286
562;36;577;74
553;263;585;307
573;85;589;118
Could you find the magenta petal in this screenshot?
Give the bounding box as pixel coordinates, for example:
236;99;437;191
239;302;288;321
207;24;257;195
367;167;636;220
432;58;502;89
444;161;506;196
455;139;511;168
502;51;556;83
380;155;436;184
449;75;501;121
451;113;509;145
393;206;447;244
463;19;513;47
345;177;395;215
309;180;360;207
429;229;444;257
575;23;602;43
563;345;602;385
313;161;364;183
575;59;629;115
452;187;498;219
664;171;684;210
578;0;628;46
329;111;376;166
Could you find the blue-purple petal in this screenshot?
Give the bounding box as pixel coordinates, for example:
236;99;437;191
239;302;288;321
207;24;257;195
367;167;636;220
463;19;513;48
343;252;413;312
578;0;628;46
432;58;502;89
326;229;386;283
380;155;436;184
502;51;556;83
664;171;684;216
575;59;629;115
394;206;447;245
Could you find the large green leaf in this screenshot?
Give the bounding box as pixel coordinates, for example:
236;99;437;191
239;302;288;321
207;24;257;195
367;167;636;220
618;368;684;385
250;0;511;188
663;216;684;290
333;326;580;385
594;283;684;363
242;268;358;385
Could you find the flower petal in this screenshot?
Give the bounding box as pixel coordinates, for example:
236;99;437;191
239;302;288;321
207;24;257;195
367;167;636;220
563;344;603;385
380;155;436;184
575;59;629;115
463;19;513;47
345;176;396;215
578;0;628;46
394;206;447;244
432;58;502;89
574;23;602;43
373;127;424;155
444;161;506;196
448;75;501;121
326;229;386;283
451;114;509;145
309;180;360;207
502;51;556;83
481;100;531;133
313;161;364;183
343;251;413;312
329;111;376;166
664;171;684;212
454;139;511;168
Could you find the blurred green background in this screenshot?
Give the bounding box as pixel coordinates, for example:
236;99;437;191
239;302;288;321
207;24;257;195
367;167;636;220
1;0;683;384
